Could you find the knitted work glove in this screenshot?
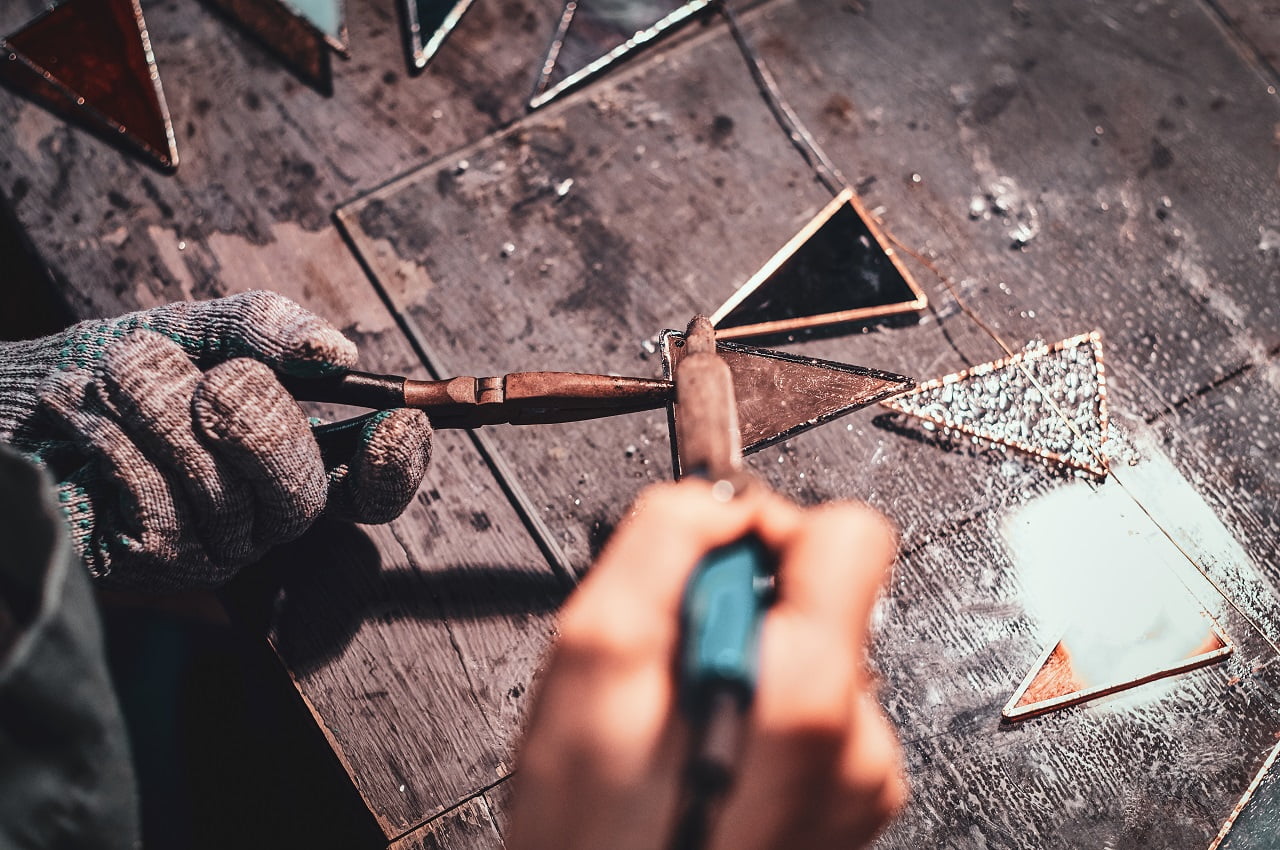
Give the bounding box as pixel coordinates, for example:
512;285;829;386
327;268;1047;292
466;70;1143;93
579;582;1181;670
0;291;432;591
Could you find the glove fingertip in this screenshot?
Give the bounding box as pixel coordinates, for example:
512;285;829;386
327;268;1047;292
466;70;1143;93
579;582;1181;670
333;408;432;524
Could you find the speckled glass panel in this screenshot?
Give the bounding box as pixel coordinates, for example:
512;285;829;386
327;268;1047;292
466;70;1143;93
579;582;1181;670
881;332;1109;477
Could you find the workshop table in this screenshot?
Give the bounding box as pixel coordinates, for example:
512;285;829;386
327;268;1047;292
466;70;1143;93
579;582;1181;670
2;0;1279;847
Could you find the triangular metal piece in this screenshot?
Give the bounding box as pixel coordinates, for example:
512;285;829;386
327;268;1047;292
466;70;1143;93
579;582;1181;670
0;0;178;170
881;331;1110;478
530;0;712;109
1002;613;1232;721
661;332;913;476
281;0;348;54
1209;739;1280;850
403;0;476;71
712;189;928;341
202;0;332;90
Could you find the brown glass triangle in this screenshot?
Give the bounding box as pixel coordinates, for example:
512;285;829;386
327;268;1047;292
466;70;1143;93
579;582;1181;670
0;0;177;170
661;331;913;475
201;0;332;91
711;189;928;342
1002;615;1232;722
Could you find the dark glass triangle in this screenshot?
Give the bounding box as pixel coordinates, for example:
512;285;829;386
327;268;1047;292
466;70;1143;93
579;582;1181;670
403;0;475;70
202;0;331;91
0;0;177;169
531;0;711;108
713;190;926;340
662;332;913;470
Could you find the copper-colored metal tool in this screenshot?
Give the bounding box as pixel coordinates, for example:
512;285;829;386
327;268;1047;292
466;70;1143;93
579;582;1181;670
285;369;673;428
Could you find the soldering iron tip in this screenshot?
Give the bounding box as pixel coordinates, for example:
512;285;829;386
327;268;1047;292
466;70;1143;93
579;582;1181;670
685;315;717;355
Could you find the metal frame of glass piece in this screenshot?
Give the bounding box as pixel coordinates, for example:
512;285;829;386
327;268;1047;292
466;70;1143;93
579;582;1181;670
1001;617;1233;721
0;0;178;170
710;188;929;341
881;331;1110;478
530;0;713;109
660;330;913;477
402;0;475;70
1208;739;1280;849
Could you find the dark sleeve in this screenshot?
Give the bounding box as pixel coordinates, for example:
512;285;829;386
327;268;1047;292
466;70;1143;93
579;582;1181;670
0;445;140;849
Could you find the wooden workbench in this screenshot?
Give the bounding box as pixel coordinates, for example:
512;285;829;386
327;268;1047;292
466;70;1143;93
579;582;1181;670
2;0;1278;846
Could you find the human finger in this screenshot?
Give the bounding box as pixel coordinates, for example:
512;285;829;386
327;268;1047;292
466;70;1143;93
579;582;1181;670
708;504;899;849
566;481;802;632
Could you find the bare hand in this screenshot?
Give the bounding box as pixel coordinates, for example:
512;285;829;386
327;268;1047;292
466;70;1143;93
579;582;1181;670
509;480;905;850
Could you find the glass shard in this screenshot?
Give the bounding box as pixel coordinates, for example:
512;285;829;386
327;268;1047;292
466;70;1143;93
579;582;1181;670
1211;740;1280;849
282;0;347;53
1002;612;1231;721
661;332;913;475
403;0;475;70
0;0;178;169
203;0;331;90
530;0;712;108
712;189;928;341
881;332;1110;477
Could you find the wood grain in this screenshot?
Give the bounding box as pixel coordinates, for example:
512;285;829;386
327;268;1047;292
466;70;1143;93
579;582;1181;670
336;0;1280;846
0;0;569;839
2;0;1279;845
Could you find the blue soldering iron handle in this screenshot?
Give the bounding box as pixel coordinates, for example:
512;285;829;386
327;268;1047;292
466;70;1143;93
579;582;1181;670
679;534;773;714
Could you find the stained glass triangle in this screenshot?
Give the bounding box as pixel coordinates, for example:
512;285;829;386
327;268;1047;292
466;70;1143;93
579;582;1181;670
202;0;332;90
1210;739;1280;850
530;0;712;108
881;332;1110;477
712;189;928;341
1002;612;1231;721
0;0;177;169
403;0;475;70
662;332;913;474
282;0;347;54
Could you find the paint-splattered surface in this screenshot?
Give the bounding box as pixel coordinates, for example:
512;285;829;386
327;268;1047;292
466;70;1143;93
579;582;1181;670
1;0;1278;847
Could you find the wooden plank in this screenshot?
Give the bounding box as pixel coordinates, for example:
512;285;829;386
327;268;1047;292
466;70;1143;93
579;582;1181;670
388;793;503;850
337;0;1280;563
334;0;1280;845
1205;0;1280;78
747;0;1280;405
0;0;565;318
390;780;512;849
0;0;575;838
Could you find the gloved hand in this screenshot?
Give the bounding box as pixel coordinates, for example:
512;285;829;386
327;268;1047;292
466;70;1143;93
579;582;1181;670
0;291;432;591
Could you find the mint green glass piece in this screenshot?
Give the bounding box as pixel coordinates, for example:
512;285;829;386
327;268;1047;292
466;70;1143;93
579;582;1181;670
284;0;343;46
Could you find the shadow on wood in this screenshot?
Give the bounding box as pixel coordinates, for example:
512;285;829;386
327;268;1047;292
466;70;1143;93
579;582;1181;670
227;518;571;675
